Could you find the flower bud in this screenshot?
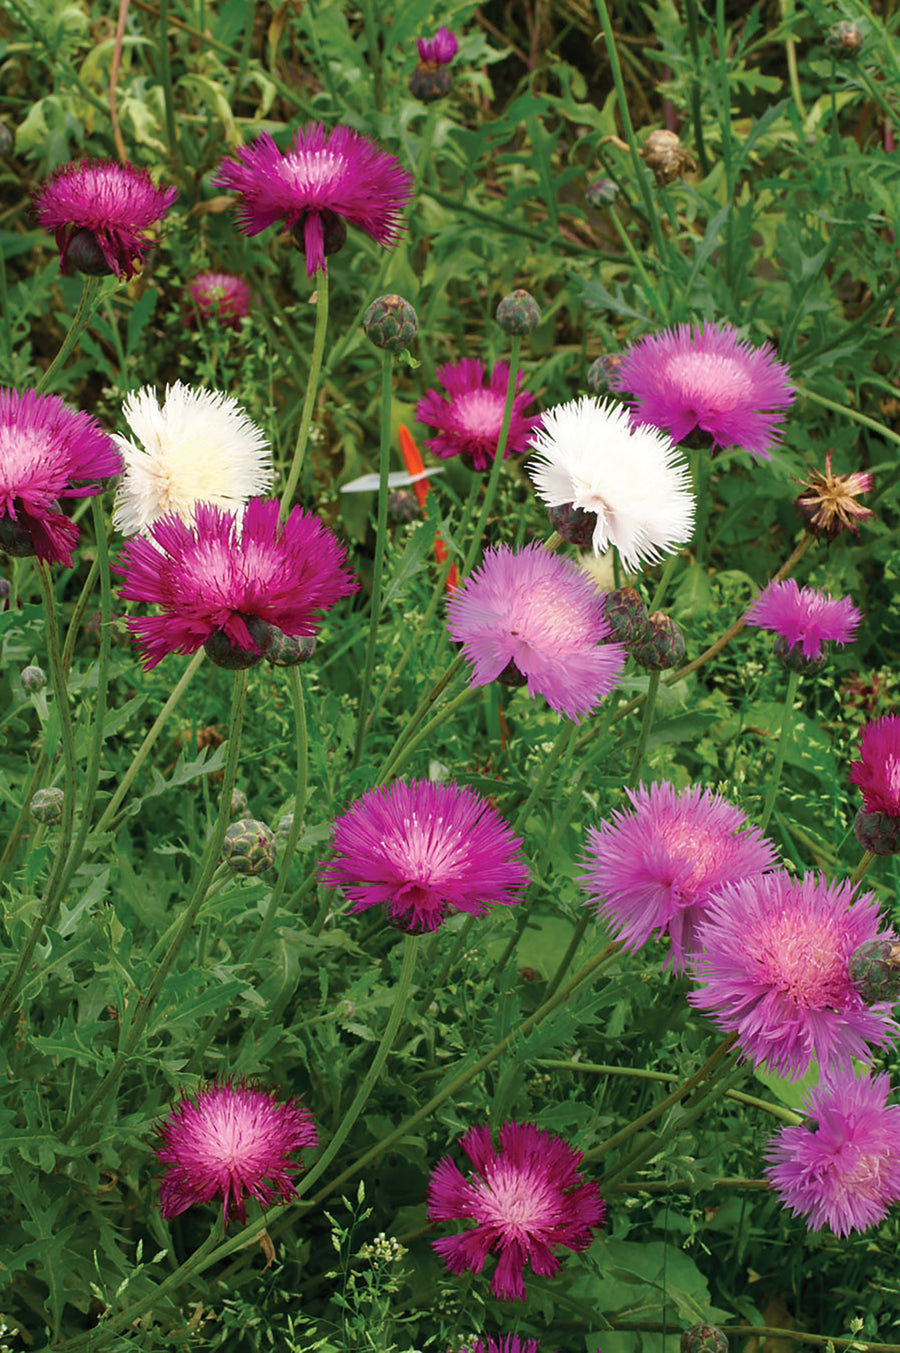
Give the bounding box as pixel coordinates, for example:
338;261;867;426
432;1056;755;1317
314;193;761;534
547;501;598;549
66;228;114;277
409;63;453;102
0;514;38;557
602;587;650;647
854;807;900;857
632;611;686;670
363;294;418;353
204;615;274;669
388;488;420;523
681;1325;728;1353
0;576;10;604
30;786;64;825
586;177;618;207
222;818;277;875
827;20;863;54
495;289;542;336
773;633;827;675
21;664;47;693
265;631;316;667
849;937;900;1004
230;787;249;818
641;129;695;185
275;812;302;845
587;353;623;395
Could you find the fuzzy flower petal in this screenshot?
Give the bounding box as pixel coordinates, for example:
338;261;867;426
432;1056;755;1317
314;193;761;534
112;383;273;535
416;358;540;472
850;715;900;817
187;272;253;328
612;322;795;459
527;396;695;571
446;542;626;722
322;778;527;932
34;159;177;280
427;1120;606;1302
744;578;861;660
765;1067;900;1237
0;386;121;566
155;1079;318;1225
418;27;458;63
689;872;898;1079
456;1340;539;1353
114;497;358;669
580;782;778;972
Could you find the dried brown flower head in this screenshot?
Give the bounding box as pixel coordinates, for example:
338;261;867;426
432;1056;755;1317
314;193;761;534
795;452;875;540
641;130;696;185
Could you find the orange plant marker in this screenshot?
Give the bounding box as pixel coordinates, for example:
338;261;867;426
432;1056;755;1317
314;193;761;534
398;425;459;591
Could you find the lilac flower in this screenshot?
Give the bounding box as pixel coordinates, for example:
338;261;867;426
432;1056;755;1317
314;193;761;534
415;358;540;472
612;322;795;459
445;542;627;722
744;579;861;661
34;159;177;280
579;782;778;972
418;27;458;64
765;1067;900;1236
0;387;121;566
187;272;253;329
427;1120;606;1301
689;872;898;1079
155;1080;318;1225
114;497;358;670
322;778;527;932
850;715;900;816
213;123;413;277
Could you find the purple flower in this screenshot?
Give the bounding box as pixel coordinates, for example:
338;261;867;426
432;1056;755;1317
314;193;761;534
427;1120;606;1301
213;123;413;277
456;1341;539;1353
415;358;540;472
850;715;900;816
689;872;898;1079
612;322;795;459
418;27;458;64
322;778;527;932
765;1067;900;1236
0;387;121;566
114;497;358;670
579;782;778;973
155;1079;318;1225
187;272;253;329
34;159;177;280
445;543;626;722
744;579;861;660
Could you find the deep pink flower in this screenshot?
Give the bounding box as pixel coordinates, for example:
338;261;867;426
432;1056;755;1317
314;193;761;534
322;778;527;932
155;1079;318;1225
187;272;253;329
765;1067;900;1237
579;782;777;972
114;497;358;670
744;579;861;660
213;122;413;277
850;715;900;816
445;542;626;722
418;27;458;64
612;322;795;459
456;1340;539;1353
415;358;540;472
427;1120;606;1301
34;159;177;280
689;872;898;1079
0;387;121;566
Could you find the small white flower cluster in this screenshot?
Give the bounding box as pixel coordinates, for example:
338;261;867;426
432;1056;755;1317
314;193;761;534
356;1231;407;1265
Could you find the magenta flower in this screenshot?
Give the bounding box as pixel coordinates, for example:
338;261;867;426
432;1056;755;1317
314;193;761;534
427;1120;606;1301
850;715;900;816
34;159;177;280
155;1079;318;1225
418;27;458;64
114;497;358;670
689;872;898;1079
415;358;540;472
322;778;527;932
612;322;795;459
213;123;413;277
744;579;861;661
187;272;253;329
0;387;121;566
765;1067;900;1237
445;543;626;722
579;782;778;973
457;1341;539;1353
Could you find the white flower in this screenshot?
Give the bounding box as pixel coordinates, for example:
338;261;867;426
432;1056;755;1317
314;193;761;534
527;395;695;571
112;382;273;535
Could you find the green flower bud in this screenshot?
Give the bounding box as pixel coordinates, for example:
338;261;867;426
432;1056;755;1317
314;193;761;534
21;664;47;693
409;63;453;102
602;587;650;647
30;786;64;825
854;807;900;857
222;818;277;876
632;611;686;670
827;20;863;54
495;289;542;336
265;631;316;667
849;937;900;1004
586;177;618;207
275;812;303;846
230;788;249;818
363;294;418;353
388;489;420;523
681;1325;728;1353
547;501;598;549
587;353;623;395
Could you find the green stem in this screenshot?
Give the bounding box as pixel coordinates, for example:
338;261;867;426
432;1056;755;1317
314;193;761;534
60;554;99;677
759;668;801;833
359;0;383;110
543;913;591;999
157;0;180;169
781;0;807;121
420;188;605;258
797;382;900;448
413;103;438;194
376;682;474;784
850;850;876;887
649;551;679;613
715;0;736;287
684;0;711;174
461;336;521;578
374;653;466;784
628;670;660;788
511;720;576;833
35;276;103;394
0;747;48;882
279;269;329;517
604;204;666;318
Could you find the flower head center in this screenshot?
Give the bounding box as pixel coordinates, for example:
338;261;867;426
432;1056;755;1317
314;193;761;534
455;389;505;438
285;148;342;194
760;911;849;1009
664;351;755;409
477;1160;551;1235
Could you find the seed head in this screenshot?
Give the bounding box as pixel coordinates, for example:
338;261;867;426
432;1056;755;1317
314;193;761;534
795;453;874;541
641;130;696;184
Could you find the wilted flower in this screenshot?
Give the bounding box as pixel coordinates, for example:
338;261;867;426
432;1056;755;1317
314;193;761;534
416;358;540;472
744;579;861;664
187;272;253;329
640;129;695;184
795;453;874;540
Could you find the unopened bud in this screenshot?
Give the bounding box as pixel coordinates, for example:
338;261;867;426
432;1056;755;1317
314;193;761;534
222;818;277;875
495;289;542;336
587;353;623;395
275;812;302;845
633;611;686;670
602;588;650;647
849;937;900;1004
641;129;695;185
388;489;419;522
230;787;249;818
363;294;418;353
30;786;64;825
681;1325;728;1353
21;665;47;693
827;20;863;54
586;177;618;207
547;501;598;549
854;807;900;857
265;631;316;667
204;615;274;669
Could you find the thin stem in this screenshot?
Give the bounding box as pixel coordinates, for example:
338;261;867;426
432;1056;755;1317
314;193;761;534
35;276;103;394
781;0;807;121
157;0;180;169
511;720;576;833
279;269;329;517
376;682;474;785
359;0;383;109
543;913;591;1000
628;670;660;788
420;188;604;258
0;748;48;882
850;850;876;887
412;103;438;194
365;552;456;736
796;382;900;449
684;0;711;174
758;668;801;833
461;336;521;578
374;654;466;784
60;555;99;678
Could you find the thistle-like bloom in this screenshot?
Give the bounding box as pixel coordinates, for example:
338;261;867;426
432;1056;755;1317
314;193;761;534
155;1080;318;1225
744;579;861;661
795;452;874;540
445;542;627;722
112;383;272;535
689;872;898;1079
850;715;900;816
527;396;695;570
322;778;528;932
579;782;778;972
765;1068;900;1237
427;1120;606;1301
213;122;413;277
415;358;540;472
418;26;458;63
457;1340;539;1353
0;387;121;565
612;322;795;459
34;159;177;280
187;272;253;329
115;497;358;670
